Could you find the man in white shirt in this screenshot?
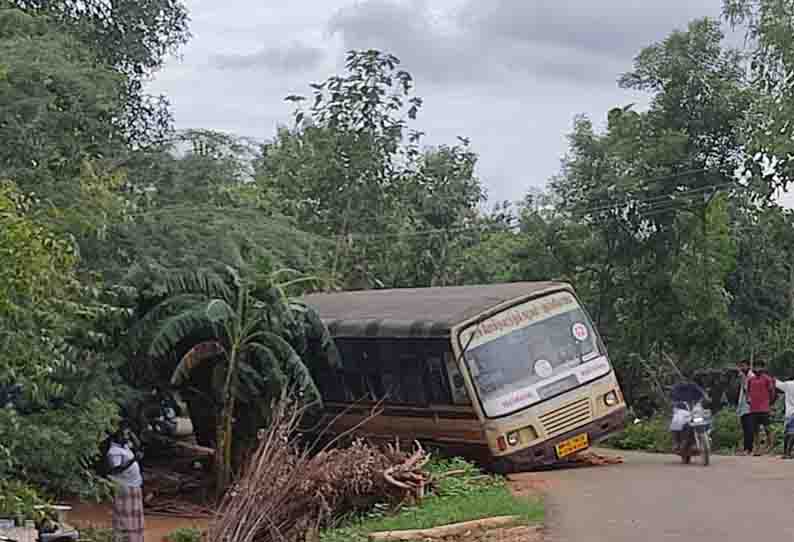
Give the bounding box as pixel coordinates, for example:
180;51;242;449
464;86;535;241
775;377;794;459
736;361;755;455
106;423;144;542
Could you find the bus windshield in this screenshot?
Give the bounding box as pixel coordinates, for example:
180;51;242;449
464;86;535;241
459;291;611;418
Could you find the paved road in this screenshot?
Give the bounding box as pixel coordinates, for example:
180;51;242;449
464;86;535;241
509;449;794;541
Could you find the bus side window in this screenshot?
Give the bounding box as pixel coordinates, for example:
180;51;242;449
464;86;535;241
445;352;471;405
398;352;428;406
426;355;453;404
316;368;347;402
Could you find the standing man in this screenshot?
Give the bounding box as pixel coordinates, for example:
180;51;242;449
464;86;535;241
747;363;776;455
106;422;145;542
775;375;794;459
736;361;754;456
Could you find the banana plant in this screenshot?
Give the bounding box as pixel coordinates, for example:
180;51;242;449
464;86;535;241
131;263;339;496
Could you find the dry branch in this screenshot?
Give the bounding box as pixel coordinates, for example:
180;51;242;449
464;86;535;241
367;516;524;541
207;402;432;542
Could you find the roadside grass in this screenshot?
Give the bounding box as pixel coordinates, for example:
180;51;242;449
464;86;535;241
604;407;786;455
321;457;543;542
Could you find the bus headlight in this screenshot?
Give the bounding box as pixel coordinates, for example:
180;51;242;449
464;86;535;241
507;432;520;446
604;391;619;407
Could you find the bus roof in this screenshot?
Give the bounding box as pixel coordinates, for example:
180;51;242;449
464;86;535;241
303;281;570;338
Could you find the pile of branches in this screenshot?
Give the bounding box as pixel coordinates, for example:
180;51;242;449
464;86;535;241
208;405;431;542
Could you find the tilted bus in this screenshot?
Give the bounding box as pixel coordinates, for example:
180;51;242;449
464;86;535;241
303;281;627;472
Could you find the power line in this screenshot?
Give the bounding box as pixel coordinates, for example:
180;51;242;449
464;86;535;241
573;181;749;218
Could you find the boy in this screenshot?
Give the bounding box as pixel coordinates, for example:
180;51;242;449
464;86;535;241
775;376;794;459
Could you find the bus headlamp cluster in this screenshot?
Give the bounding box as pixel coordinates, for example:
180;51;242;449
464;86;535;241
603;390;619;407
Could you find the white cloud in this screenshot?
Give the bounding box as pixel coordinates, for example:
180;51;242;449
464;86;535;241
147;0;754;204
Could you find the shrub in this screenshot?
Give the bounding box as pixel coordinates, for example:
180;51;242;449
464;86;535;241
0;480;49;523
606;408;754;454
604;416;671;452
166;527;203;542
711;409;742;452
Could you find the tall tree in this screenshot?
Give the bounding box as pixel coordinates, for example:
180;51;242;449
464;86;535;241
724;0;794;194
9;0;190;144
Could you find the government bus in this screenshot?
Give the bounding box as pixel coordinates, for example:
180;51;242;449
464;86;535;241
303;282;626;472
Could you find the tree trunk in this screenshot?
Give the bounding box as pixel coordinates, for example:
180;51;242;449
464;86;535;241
214;394;234;498
215;347;239;499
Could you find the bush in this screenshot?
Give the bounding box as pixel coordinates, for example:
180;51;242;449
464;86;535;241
604;416;671;452
0;480;49;523
166;527;203;542
605;408;751;454
711;409;742;452
0;399;118;499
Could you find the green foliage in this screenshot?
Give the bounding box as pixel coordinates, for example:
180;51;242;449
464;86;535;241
321;457;543;542
605;409;743;454
128;263;338;493
711;409;743;451
0;400;118;499
604;417;672;452
0;480;49;522
0;7;125;190
75;527;113;542
165;527;203;542
724;0;794;191
258;50;484;289
0;180;78;314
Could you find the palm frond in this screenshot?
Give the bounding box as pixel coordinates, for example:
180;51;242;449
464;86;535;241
259;332;322;407
170;341;226;387
205;298;236;324
149;306;216;358
164;268;233;300
246;341;287;393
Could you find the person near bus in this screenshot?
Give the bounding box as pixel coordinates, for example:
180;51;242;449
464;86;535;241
736;360;755;456
106;422;145;542
669;380;707;453
747;364;775;455
775;376;794;459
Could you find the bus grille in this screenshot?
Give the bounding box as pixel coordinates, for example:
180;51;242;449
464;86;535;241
540;398;592;438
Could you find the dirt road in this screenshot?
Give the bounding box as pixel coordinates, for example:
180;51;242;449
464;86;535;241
510;449;794;541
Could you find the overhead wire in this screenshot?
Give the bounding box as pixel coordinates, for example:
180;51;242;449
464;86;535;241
100;168;751;246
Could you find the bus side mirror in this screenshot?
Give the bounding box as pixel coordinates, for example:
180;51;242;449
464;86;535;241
454;375;465;388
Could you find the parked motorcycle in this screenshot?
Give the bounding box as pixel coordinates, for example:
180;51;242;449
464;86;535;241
673;401;713;466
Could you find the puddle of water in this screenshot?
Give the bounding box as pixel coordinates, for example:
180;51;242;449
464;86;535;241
66;501;208;542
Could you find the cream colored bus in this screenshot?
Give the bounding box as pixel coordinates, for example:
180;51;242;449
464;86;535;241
304;282;626;472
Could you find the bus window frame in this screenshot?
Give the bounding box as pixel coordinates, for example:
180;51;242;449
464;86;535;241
454;287;614;421
327;337;457;408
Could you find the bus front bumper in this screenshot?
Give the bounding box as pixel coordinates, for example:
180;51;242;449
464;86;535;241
497;406;627;471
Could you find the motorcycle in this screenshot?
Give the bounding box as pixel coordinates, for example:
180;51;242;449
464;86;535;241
672;401;712;466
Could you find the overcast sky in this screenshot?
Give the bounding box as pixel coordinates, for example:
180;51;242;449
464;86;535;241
147;0;794;209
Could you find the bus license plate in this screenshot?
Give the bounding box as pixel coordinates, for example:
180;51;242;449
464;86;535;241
555;433;589;458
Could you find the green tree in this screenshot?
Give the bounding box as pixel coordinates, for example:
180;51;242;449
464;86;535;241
0;7;125;192
724;0;794;193
9;0;190;143
258;50;484;288
130;264;337;495
0;179;121;497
